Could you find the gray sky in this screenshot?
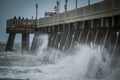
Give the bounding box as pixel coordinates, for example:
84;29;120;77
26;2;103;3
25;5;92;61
0;0;103;43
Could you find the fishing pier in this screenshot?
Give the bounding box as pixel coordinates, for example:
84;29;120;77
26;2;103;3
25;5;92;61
5;0;120;57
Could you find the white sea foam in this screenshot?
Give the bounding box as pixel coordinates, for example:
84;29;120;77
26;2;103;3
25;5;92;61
0;34;120;80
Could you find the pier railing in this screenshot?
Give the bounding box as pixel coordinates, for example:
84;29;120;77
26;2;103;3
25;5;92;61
7;19;35;28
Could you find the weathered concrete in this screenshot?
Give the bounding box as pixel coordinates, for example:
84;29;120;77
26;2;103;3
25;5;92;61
6;18;35;52
54;32;62;49
22;34;29;52
38;0;120;28
58;32;68;50
5;33;16;51
30;32;39;53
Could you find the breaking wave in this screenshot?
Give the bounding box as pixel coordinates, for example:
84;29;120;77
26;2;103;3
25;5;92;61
0;34;120;80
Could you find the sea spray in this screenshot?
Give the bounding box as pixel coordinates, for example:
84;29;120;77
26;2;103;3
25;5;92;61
29;43;111;80
36;34;48;56
0;34;120;80
35;34;65;64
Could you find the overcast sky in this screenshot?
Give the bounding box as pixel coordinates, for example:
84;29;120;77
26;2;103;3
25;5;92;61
0;0;103;43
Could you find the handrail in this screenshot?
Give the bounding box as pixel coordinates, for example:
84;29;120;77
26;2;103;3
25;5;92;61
7;19;35;28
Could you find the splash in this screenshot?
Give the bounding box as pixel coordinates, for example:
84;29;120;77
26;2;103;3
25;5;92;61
0;34;120;80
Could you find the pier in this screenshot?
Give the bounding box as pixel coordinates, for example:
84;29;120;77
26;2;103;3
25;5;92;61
5;18;35;52
5;0;120;57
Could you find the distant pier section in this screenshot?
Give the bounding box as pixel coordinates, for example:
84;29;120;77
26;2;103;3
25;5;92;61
7;17;35;33
6;17;36;52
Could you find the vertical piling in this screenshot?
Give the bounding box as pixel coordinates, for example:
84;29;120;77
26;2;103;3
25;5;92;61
5;33;16;51
78;31;83;43
54;32;62;49
22;34;29;52
30;33;39;53
85;30;90;44
58;32;65;50
69;32;75;50
48;34;52;47
93;30;99;44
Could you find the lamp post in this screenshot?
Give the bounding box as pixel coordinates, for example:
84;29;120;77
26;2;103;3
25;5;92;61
59;0;61;13
88;0;90;6
56;0;60;14
35;3;38;28
65;0;68;12
76;0;77;9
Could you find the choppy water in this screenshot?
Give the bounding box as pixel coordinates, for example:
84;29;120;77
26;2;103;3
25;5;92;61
0;35;120;80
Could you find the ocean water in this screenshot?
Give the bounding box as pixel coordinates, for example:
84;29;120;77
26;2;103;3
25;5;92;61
0;34;120;80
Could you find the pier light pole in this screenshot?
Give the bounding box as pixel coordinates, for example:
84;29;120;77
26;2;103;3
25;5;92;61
56;0;60;14
35;3;38;28
65;0;68;12
57;1;59;14
54;0;61;14
59;0;61;13
88;0;90;6
76;0;77;9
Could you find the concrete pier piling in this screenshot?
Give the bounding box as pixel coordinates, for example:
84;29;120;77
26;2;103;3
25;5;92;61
54;32;62;49
5;33;16;51
59;32;68;51
30;32;39;53
22;34;29;52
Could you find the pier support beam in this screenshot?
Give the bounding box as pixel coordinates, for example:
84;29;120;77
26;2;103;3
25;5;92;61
22;34;29;52
5;33;16;51
30;33;39;53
